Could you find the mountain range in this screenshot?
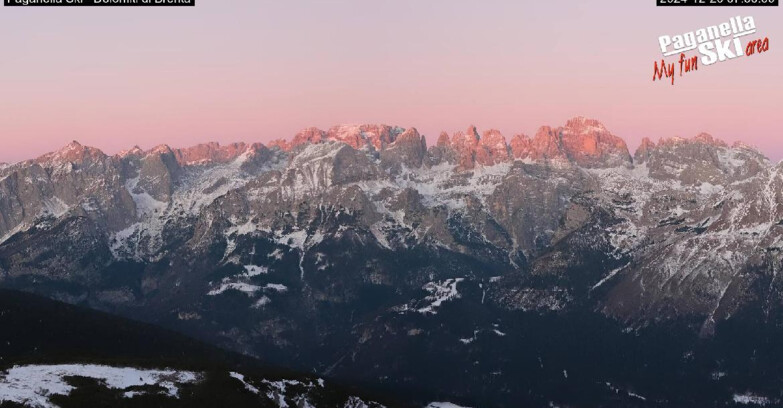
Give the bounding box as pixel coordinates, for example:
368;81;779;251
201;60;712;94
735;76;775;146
2;117;783;407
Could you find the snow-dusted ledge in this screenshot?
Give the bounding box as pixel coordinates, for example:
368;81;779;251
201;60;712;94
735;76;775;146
0;364;200;408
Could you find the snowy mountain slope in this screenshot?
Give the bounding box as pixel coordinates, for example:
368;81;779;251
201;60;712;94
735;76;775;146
1;118;781;328
2;118;783;407
0;289;408;408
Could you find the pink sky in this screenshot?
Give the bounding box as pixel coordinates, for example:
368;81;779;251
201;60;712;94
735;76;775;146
0;1;781;163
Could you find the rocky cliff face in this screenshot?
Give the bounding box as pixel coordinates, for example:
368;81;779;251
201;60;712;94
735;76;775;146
0;117;777;323
507;117;631;168
1;117;781;407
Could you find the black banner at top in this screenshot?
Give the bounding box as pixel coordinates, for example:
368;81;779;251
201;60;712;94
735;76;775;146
658;0;777;6
5;0;194;6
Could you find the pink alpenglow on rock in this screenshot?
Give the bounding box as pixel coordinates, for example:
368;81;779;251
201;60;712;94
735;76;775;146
35;141;107;166
435;126;511;169
508;117;631;168
268;124;404;152
477;129;511;166
559;117;632;168
633;137;656;165
171;142;260;166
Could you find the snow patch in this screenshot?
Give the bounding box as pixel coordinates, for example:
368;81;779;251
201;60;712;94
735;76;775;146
208;282;262;296
733;393;771;406
0;364;199;408
40;197;69;218
125;177;167;217
263;283;288;292
244;265;268;276
252;296;272;308
417;278;464;315
425;403;472;408
229;372;260;395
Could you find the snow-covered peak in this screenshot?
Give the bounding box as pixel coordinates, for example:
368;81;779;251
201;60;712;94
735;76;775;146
564;116;608;133
171;142;259;166
656;133;731;149
117;145;144;158
147;144;175;156
35;140;106;166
